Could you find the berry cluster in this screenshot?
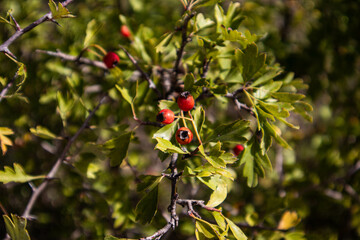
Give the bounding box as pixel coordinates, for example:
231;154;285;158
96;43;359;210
156;91;195;145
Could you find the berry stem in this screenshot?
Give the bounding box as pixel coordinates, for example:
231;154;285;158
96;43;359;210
180;111;188;128
188;111;202;145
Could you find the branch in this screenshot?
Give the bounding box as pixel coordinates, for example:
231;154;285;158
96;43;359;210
177;199;221;218
22;94;107;218
36;49;107;69
119;46;162;98
171;12;196;88
0;72;18;103
236;222;289;233
0;0;75;58
139;223;172;240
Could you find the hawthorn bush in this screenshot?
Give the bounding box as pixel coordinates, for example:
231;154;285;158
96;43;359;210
0;0;358;239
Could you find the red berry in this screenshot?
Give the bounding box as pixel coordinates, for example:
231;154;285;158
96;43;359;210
233;144;244;156
120;25;131;38
156;109;175;124
176;127;193;145
177;91;195;112
103;52;120;69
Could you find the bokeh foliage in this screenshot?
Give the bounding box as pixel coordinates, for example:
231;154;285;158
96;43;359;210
0;0;359;239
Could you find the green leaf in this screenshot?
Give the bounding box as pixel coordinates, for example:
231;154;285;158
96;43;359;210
263;121;291;149
224;217;247;240
206;177;227;207
116;85;133;105
0;163;45;184
155;32;174;53
154;137;188;154
30;126;59;140
83;19;103;47
251;70;282;87
158;100;180;113
206;120;250;143
235;43;266;82
212;211;227;231
57;91;74;127
193;106;205;136
198;145;226;168
137;175;164;192
135;184;159;224
48;0;75;19
3;214;31;240
152;119;179;141
293;101;313;122
194;216;223;239
271;92;305;103
194;13;215;32
192;0;222;10
258;101;290;118
103;132;132;166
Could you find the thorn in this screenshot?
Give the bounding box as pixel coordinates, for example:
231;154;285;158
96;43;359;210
9;13;21;31
4;48;17;60
50;19;61;27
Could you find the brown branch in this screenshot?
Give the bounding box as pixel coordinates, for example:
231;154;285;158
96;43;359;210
0;0;75;58
36;49;107;69
22;95;107;218
140;223;172;240
177;199;221;218
171;12;196;88
200;57;212;79
140;154;181;240
119;46;162;98
236;222;289;233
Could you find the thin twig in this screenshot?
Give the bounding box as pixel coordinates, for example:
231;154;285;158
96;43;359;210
0;72;18;103
139;223;172;240
171;12;196;87
200;57;212;79
119;46;161;98
0;0;75;58
236;222;289;233
22;95;107;218
36;49;107;69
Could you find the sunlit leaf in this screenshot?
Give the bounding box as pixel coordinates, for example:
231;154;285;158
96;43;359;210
30;126;59;140
3;214;31;240
0;163;45;184
154;137;188;154
48;0;75;19
278;211;301;230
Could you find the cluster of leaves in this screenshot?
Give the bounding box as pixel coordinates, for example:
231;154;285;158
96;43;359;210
0;0;315;239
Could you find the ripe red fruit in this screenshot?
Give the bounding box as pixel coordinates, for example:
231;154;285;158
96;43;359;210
103;52;120;69
120;25;131;38
156;109;175;124
177;91;195;112
233;144;244;156
176;127;193;145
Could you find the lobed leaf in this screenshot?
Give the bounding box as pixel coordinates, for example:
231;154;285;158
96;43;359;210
0;163;45;184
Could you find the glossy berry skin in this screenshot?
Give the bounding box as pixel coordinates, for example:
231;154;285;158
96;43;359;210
120;25;131;38
103;52;120;69
233;144;244;156
156;109;175;124
176;127;193;145
177;91;195;112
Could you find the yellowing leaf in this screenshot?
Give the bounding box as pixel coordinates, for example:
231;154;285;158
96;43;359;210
277;211;301;230
0;127;14;155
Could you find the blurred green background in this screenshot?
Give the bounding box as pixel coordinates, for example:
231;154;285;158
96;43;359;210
1;0;359;239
